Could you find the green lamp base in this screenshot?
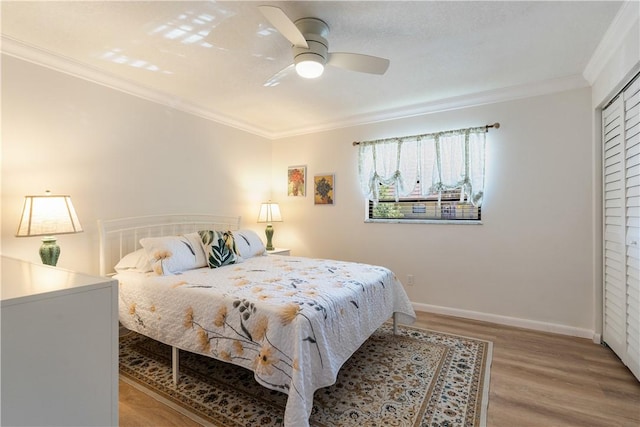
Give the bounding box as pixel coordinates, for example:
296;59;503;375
39;236;60;266
264;224;275;251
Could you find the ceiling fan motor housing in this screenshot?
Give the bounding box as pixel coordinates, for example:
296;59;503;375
293;18;329;66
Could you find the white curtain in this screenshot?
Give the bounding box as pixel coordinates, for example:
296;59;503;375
357;127;486;206
358;138;418;202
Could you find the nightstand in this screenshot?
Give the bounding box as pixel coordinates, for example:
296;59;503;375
266;248;291;256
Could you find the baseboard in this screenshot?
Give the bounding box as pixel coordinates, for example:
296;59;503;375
413;302;597;340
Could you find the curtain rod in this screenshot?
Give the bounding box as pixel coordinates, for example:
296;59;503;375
352;122;500;146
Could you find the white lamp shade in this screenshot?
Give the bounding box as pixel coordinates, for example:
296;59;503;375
257;202;283;223
16;194;83;237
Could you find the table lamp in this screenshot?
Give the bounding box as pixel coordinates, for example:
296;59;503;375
16;191;83;266
257;201;282;251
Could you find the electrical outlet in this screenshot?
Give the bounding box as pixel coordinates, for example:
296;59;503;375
407;274;415;286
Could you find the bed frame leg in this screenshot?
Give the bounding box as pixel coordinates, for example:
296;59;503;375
393;312;398;335
172;346;180;386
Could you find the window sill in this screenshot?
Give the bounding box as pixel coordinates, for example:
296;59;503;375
364;219;482;225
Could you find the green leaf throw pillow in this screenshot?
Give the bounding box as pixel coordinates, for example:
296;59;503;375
198;230;241;268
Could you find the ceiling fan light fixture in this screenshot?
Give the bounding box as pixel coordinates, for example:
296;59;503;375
260;7;390;84
295;56;324;79
292;31;328;79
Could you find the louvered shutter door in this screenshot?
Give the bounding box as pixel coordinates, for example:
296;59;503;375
603;72;640;382
603;96;627;357
623;77;640;380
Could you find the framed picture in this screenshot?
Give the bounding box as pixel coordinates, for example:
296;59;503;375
314;174;335;205
287;165;306;197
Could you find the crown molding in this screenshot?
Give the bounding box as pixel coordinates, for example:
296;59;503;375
583;1;639;85
0;36;273;139
2;35;589;141
270;74;590;139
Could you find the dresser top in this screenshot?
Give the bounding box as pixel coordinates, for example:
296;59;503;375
1;256;115;306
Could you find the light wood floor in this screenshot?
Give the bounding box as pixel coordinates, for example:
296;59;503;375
119;311;640;426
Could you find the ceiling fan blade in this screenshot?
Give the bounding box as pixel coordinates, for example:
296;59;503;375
263;64;295;87
327;52;390;75
258;5;308;48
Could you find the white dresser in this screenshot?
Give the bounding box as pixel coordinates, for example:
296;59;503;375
1;256;119;426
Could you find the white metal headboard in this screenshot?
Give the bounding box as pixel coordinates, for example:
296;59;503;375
98;214;241;276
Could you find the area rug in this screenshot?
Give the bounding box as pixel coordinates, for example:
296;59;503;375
119;323;492;427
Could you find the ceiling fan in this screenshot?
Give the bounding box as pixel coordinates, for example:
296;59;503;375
258;5;390;86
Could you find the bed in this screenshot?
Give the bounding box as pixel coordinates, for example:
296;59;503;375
99;214;416;427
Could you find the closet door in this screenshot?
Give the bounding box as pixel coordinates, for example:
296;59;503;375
603;96;626;358
603;73;640;381
623;77;639;380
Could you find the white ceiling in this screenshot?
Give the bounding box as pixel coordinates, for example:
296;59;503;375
1;1;622;139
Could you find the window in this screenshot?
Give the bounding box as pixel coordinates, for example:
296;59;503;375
356;124;495;223
369;185;481;221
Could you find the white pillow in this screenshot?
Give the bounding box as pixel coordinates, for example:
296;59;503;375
140;232;207;275
114;248;152;273
234;229;266;259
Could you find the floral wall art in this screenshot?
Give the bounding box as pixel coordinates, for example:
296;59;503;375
287;166;306;197
314;174;334;205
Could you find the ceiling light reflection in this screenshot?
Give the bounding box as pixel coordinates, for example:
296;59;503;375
146;9;227;48
98;6;255;73
182;34;204;44
98;48;169;74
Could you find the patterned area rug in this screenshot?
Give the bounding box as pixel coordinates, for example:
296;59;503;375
120;323;492;427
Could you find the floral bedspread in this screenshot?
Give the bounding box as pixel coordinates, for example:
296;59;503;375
116;255;416;427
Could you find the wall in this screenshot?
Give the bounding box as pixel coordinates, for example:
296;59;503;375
272;88;595;335
1;55;272;275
